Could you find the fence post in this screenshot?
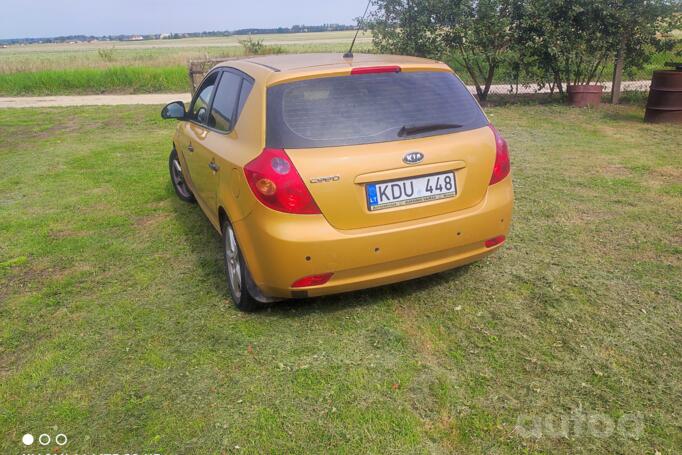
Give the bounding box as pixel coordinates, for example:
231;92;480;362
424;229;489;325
611;42;625;104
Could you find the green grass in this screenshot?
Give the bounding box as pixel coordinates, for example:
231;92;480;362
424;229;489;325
0;103;680;454
0;44;374;96
0;66;190;95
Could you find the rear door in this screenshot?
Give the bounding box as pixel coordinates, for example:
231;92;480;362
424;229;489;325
201;70;251;212
266;70;495;230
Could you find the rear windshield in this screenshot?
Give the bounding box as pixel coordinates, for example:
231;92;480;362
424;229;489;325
266;71;487;149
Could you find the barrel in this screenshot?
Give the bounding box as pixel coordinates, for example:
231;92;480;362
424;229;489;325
644;70;682;123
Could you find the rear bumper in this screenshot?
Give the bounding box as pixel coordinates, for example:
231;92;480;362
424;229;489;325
233;177;513;298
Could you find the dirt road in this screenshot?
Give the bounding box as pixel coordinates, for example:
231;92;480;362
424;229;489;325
0;93;191;108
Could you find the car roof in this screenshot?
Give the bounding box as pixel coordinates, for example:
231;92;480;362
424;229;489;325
236;53;442;72
215;53;451;86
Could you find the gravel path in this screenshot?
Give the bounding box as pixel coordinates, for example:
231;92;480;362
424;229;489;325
0;81;650;108
0;93;191;108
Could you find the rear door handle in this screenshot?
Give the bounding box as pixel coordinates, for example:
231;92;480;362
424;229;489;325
187;143;194;152
208;161;220;172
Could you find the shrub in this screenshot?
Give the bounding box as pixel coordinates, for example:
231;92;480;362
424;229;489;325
97;48;115;62
239;36;284;55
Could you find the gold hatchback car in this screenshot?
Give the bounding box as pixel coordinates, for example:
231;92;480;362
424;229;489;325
162;53;513;311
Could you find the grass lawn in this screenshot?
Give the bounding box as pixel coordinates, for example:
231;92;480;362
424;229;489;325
0;103;680;454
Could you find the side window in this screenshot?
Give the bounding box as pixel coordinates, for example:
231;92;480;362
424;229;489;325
209;72;242;132
191;72;218;125
237;79;254;118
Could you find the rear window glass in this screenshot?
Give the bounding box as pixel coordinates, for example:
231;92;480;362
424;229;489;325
266;71;487;149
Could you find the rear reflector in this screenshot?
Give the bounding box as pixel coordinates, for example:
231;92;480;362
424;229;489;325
484;235;506;248
351;66;401;75
291;273;334;288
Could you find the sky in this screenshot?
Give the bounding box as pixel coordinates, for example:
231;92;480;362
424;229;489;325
0;0;369;39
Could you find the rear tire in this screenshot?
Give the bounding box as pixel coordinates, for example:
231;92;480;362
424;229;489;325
222;221;260;312
169;148;195;203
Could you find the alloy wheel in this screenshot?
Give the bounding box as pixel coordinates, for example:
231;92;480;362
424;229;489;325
171;158;192;199
225;224;242;301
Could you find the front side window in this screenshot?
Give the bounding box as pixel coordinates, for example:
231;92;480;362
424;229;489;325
191;72;218;125
209;72;242;132
266;71;488;148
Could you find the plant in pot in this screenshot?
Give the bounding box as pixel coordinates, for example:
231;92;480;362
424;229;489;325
519;0;619;107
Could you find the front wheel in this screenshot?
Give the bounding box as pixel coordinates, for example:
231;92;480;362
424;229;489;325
223;221;260;312
169;148;195;203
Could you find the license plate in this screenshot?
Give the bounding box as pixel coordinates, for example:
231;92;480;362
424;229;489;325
366;171;456;211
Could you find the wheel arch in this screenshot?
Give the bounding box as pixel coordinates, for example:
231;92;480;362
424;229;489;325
216;167;254;226
219;206;229;230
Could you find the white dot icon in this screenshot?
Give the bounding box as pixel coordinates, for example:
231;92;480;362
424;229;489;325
22;434;34;445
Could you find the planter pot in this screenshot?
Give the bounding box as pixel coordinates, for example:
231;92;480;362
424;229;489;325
567;84;603;108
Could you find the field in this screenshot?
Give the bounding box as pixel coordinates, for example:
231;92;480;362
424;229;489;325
0;31;372;96
0;29;679;96
0;31;373;73
1;103;680;454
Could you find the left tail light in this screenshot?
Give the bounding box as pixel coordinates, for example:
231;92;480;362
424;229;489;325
244;148;321;214
488;125;511;185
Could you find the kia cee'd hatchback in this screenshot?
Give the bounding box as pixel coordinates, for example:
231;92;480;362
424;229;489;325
161;53;513;311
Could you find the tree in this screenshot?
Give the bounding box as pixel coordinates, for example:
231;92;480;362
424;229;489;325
436;0;517;100
369;0;441;58
369;0;681;100
369;0;518;101
609;0;682;103
517;0;620;96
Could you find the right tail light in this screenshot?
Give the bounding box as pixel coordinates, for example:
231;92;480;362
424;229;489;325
488;125;511;185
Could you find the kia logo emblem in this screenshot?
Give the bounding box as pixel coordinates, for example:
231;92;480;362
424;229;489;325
403;152;424;165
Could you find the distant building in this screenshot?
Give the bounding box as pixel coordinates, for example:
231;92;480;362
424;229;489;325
159;33;171;39
127;35;144;41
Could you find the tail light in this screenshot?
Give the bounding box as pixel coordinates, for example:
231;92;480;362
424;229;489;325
244;148;321;214
488;125;511;185
292;273;334;288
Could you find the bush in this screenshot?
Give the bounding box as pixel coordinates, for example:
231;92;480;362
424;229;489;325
239;36;284;55
97;48;115;62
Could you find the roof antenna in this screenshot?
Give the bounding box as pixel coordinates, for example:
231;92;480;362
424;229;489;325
344;0;372;59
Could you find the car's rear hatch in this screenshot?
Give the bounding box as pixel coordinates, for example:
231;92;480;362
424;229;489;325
266;68;494;230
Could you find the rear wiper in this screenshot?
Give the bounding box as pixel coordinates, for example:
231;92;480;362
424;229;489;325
398;123;463;137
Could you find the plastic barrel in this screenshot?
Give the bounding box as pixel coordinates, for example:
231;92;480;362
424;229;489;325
644;70;682;123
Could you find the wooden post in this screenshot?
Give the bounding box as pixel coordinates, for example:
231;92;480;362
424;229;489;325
611;42;625;104
187;56;253;93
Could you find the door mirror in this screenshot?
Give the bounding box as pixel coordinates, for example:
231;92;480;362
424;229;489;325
161;101;186;120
